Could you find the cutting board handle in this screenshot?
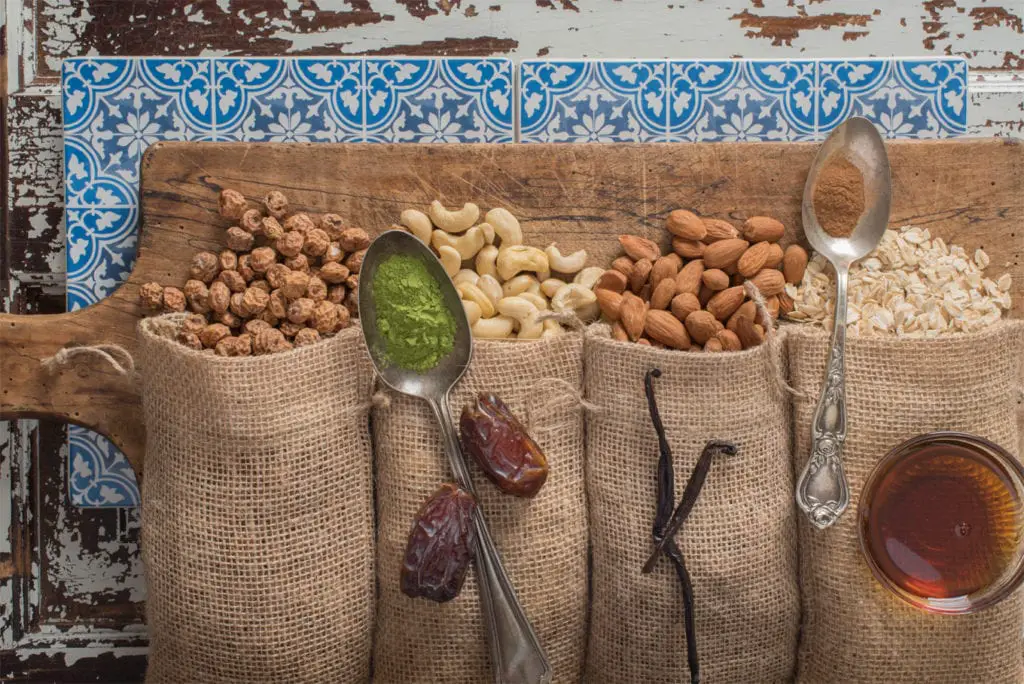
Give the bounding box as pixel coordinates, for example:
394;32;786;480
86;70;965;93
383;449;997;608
0;294;146;477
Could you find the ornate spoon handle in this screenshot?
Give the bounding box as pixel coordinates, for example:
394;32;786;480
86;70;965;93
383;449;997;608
796;265;851;530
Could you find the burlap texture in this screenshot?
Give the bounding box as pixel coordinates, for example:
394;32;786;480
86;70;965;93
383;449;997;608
372;334;589;684
788;320;1024;684
137;316;376;684
584;332;799;683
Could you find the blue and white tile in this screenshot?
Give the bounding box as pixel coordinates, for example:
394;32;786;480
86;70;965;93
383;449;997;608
817;58;967;139
668;60;815;142
213;58;362;142
69;428;141;507
364;58;513;143
519;60;668;143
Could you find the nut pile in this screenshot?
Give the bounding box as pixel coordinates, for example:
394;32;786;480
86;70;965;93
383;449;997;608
786;225;1013;336
139;188;368;355
595;211;807;351
397;201;602;339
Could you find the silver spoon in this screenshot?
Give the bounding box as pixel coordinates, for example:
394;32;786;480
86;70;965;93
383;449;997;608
794;117;892;530
358;229;552;684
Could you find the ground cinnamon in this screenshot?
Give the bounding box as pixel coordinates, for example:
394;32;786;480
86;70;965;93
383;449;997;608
812;155;865;238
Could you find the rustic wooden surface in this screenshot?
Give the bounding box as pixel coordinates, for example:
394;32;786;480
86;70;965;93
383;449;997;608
2;0;1023;679
1;138;1021;480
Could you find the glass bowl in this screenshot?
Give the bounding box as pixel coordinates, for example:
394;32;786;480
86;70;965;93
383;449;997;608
857;431;1024;614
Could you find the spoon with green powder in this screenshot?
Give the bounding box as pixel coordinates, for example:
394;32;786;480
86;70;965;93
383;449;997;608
359;230;552;684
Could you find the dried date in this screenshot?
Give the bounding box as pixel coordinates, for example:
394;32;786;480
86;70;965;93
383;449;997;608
401;482;477;603
460;393;548;498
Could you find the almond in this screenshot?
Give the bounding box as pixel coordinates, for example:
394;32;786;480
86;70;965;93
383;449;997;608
611;256;635;279
670;292;701;321
630;258;652;294
764;295;780;319
620;292;647;341
735;315;764;349
637;338;652;346
595;288;624;321
704;338;724;352
783;244;809;284
650;278;677;310
672;238;705;259
684;310;718;345
764;243;784;269
666;210;707;241
716;329;742;351
596;269;628;293
702;218;740;242
650;254;681;288
737;242;771;278
702;238;749;270
701;268;730;291
748;268;786;296
742;216;785;243
698;285;715;307
639;283;652;301
611;321;629;342
706;286;745;321
778;291;795;316
675;259;704;296
645;310;691;349
727;301;757;333
619;234;661;262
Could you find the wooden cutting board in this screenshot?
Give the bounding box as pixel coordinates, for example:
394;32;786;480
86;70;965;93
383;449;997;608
2;140;1021;477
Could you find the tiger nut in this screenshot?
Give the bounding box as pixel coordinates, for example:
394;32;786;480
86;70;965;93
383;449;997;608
237;255;256;282
266;263;291;290
240;209;263;235
229;292;246;318
310;300;339;334
284;213;316;235
176;331;203;351
218;250;238;271
320;214;346;239
218;189;248;219
218;269;247;293
306;275;327;301
161;287;185;312
226;226;255;252
253;327;292;354
281;271;311;300
189;251;220;283
268;289;289;319
250;279;271;293
139;282;164;310
334;304;352;331
294;327;321;346
208;280;231;314
339;227;370;253
323;241;344;263
284;254;310;273
263;190;288;219
276;231;305;258
303;228;330;257
249;247;277;274
181;314;207;335
344;249;366;274
199;323;231;348
279;320;305;338
244;319;272;335
319;262;350;284
327;284;346;305
241;287;269;316
261;216;285;241
288;297;315;324
216;311;242;329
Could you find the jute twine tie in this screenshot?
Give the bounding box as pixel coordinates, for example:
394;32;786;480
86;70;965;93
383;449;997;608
41;343;136;378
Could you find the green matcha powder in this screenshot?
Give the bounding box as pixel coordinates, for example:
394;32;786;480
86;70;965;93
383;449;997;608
372;254;456;372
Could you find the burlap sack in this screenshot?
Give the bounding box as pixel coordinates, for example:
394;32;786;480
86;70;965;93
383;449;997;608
137;316;376;683
585;331;799;683
372;334;588;683
789;321;1024;684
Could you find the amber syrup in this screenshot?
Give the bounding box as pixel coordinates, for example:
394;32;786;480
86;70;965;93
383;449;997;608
860;441;1024;603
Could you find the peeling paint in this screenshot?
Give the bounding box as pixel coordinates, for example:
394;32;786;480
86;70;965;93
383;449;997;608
730;9;874;47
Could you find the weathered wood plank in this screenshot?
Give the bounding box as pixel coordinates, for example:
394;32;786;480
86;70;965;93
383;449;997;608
31;0;1024;78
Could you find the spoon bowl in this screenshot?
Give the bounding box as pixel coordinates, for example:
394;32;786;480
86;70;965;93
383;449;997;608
802;116;892;268
358;229;473;398
358;230;552;684
795;116;892;530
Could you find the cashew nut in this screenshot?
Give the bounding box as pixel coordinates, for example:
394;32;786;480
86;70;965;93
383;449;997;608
541;319;564;338
457;281;495;318
497;245;549;281
452;269;479;287
518;291;548;310
472;315;515;339
497;296;543;340
400;209;432;244
486;207;522;246
430;201;479;233
432;226;485;261
502;274;540;298
437;246;461;277
545;243;587;274
478;222;496;245
552;283;600;322
540;278;568;299
462;299;482;326
573;266;606;290
475;245;499;279
476;274;503;310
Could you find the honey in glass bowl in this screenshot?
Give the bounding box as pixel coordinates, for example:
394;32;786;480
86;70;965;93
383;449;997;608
858;432;1024;614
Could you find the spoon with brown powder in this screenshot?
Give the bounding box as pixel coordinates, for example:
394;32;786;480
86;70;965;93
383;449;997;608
795;117;891;531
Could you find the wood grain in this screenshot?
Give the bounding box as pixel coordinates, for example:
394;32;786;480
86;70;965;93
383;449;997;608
0;139;1021;478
